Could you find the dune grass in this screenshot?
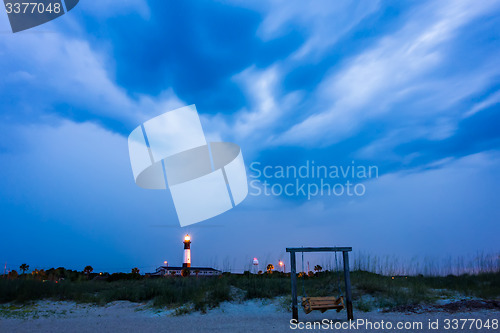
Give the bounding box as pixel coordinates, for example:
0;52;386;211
1;271;498;313
0;277;231;312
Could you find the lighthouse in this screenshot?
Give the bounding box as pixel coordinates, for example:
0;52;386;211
183;234;191;267
150;233;222;277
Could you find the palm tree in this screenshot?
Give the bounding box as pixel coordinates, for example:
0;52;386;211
314;265;323;273
181;268;191;277
266;264;274;273
170;271;176;277
131;267;140;275
19;263;29;275
83;265;93;278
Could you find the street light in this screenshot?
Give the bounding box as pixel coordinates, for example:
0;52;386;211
164;261;168;267
279;260;285;273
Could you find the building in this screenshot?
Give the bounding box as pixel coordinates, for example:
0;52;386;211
153;266;221;277
150;234;221;277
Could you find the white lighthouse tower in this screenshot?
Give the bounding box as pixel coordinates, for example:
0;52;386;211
183;234;191;268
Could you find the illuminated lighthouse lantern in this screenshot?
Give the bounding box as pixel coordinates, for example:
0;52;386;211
183;234;191;268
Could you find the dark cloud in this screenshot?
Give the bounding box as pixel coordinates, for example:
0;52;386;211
78;1;304;115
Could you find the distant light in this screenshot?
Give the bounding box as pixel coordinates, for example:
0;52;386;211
253;258;259;265
164;261;168;265
279;261;283;266
184;234;191;242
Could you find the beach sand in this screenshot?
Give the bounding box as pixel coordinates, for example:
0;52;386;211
0;299;498;332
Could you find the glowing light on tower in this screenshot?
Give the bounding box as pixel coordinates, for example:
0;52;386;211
183;234;191;268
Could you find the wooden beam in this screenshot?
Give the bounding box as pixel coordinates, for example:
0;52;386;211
286;247;352;253
343;251;354;321
290;251;298;321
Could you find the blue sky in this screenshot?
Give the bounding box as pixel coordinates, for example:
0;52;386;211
0;0;499;274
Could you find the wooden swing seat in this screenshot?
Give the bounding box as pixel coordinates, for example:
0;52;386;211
302;296;344;314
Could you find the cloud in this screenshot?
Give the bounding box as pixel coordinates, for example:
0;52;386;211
0;27;184;133
0;119;180;270
274;0;500;147
231;65;303;140
464;90;500;118
77;0;150;19
200;149;500;265
227;0;380;59
319;150;500;256
1;1;499;271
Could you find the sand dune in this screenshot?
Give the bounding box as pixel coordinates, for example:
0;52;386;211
0;299;498;332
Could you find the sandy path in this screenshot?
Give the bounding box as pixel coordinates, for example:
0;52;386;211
0;300;498;332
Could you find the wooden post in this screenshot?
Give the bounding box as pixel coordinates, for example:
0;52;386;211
290;251;298;321
343;251;353;321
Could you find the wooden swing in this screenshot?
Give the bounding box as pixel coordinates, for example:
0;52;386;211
287;246;354;321
300;250;345;314
302;296;344;313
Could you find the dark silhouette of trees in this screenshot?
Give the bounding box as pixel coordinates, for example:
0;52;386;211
8;270;18;279
83;265;93;278
19;263;29;275
314;265;323;273
131;267;140;275
266;264;274;273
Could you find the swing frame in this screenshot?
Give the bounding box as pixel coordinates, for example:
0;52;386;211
286;247;354;321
